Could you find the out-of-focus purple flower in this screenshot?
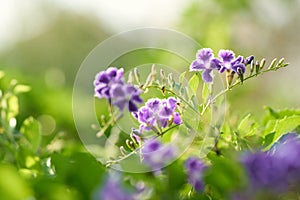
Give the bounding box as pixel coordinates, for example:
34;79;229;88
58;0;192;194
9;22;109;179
218;49;245;74
96;173;136;200
141;138;177;171
189;48;220;83
94;67;124;99
94;67;143;112
133;97;182;133
110;83;143;112
268;133;300;183
235;133;300;198
185;157;207;192
241;151;287;192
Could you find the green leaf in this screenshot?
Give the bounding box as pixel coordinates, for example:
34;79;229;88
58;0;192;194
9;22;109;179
265;115;300;149
263;132;275;147
263;106;300;123
51;153;105;198
237;114;251;132
188;74;199;96
21;117;41;152
167;161;186;192
274;115;300;140
0;164;33;200
237;114;258;136
179;71;186;85
14;84;31;94
7;95;19;118
202;83;210;103
204;155;247;197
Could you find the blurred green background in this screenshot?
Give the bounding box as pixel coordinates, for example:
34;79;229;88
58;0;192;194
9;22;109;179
1;0;299;141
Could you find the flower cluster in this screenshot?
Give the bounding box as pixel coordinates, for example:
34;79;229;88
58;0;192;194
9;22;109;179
190;48;254;83
141;138;177;171
94;67;143;112
132;97;182;134
185;157;207;192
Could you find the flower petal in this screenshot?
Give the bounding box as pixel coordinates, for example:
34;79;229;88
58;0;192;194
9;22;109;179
110;84;125;98
173;112;182;125
190;60;205;71
218;49;235;62
196;48;214;62
128;100;138;112
202;69;213;83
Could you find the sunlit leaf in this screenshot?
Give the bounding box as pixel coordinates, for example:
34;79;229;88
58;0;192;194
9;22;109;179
0;164;33;200
179;71;186;85
21;117;41;152
14;84;31;94
188;74;199;97
202;83;210;104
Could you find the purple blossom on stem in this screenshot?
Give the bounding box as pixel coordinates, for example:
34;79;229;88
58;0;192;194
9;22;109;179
133;97;182;133
185;157;207;192
141;138;177;171
94;67;124;99
190;48;220;83
110;83;143;112
94;67;143;112
218;49;245;74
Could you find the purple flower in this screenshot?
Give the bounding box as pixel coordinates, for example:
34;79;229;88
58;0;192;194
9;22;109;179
268;133;300;183
185;157;207;192
218;49;245;74
110;83;143;112
96;173;136;200
94;67;124;99
133;97;182;133
241;151;287;192
141;138;177;171
94;67;143;112
235;133;300;198
189;48;220;83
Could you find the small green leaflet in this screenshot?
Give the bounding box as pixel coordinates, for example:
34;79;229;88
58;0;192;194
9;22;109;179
265;115;300;149
21;117;41;152
202;83;210;103
188;74;199;97
179;71;186;85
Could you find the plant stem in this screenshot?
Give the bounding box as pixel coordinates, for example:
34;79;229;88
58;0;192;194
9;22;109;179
201;66;287;115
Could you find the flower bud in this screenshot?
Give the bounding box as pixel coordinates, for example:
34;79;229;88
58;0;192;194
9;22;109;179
255;61;260;74
277;58;285;67
134;68;141;85
128;71;134;84
260;58;266;69
167;73;174;89
126;139;136;151
160;69;166;86
119;146;128;156
268;58;277;69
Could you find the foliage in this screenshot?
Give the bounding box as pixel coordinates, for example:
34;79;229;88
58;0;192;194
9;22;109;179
1;41;299;200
